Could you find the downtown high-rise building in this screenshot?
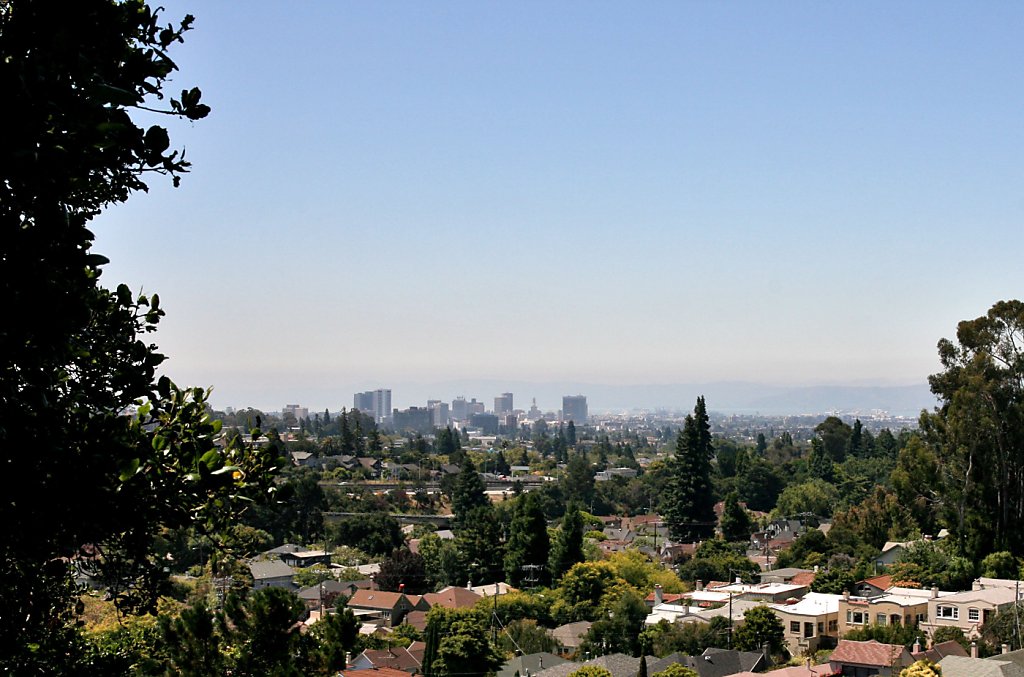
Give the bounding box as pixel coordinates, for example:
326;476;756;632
494;392;514;416
562;395;588;423
354;389;391;424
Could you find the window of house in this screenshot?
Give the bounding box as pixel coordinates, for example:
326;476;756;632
968;608;980;622
791;621;800;633
849;611;867;625
877;614;887;626
937;606;959;620
818;622;825;633
829;620;838;632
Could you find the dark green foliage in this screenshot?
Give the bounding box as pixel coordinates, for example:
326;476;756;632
641;617;731;658
0;3;280;670
737;459;784;512
831;486;916;550
504;494;551;587
676;539;759;585
423;607;502;677
328;513;403;556
810;567;856;595
551;503;586;580
732;605;786;656
890;435;942;536
923;300;1024;560
773;529;829;569
310;607;360;672
665;398;717;541
222;587;315;676
580;589;649;657
452;459;489;523
159;602;226;676
455;505;506;585
888;540;975;590
843;622;926;650
498;619;559;656
720;491;753;543
931;626;969;651
483;591;555;628
420;533;466;589
563;452;596;508
981;551;1020;579
981;603;1024;653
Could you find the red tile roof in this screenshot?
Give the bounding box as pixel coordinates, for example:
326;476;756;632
861;574;894;590
830;640;909;667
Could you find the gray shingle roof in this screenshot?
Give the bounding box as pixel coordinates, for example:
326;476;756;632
249;559;295;580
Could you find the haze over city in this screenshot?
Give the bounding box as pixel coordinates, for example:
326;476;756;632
92;2;1024;411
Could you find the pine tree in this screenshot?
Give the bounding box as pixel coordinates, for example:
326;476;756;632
664;397;716;542
452;458;488;523
551;503;585;580
566;420;577;446
504;493;550;587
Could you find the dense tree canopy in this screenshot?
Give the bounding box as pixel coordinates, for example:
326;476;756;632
922;300;1024;560
0;2;280;671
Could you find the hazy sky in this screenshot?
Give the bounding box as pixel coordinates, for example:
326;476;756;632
94;1;1024;411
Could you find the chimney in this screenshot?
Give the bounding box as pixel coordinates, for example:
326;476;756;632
913;639;921;654
654;584;664;606
971;642;978;659
762;642;772;667
696;580;704;592
1003;644;1011;655
973;580;983;591
843;590;850;601
931;586;939;599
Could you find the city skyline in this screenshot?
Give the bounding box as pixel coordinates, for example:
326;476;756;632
91;2;1024;411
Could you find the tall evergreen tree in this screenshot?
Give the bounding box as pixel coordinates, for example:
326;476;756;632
452;458;488;523
551;503;585;580
719;491;752;543
566;420;577;446
504;493;550;587
664;397;716;542
562;451;595;508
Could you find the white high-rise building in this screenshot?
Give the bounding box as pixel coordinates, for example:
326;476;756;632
354;389;391;424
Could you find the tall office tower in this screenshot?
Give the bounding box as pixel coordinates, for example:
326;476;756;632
494;392;514;416
562;395;588;423
372;389;392;425
430;401;450;427
353;391;374;413
468;398;485;416
451;396;468;422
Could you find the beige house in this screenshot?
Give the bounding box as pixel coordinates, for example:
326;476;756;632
839;587;953;636
922;583;1020;639
768;592;843;655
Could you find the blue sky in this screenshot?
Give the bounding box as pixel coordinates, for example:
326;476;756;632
95;2;1024;411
